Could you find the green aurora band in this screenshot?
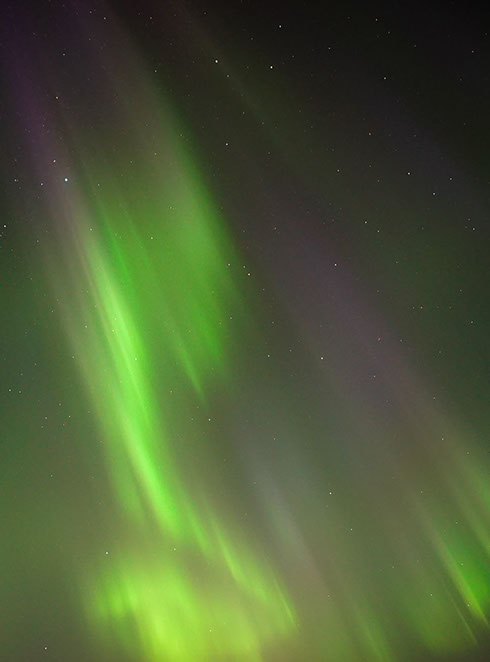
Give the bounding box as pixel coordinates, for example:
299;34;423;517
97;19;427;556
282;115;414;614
46;90;295;661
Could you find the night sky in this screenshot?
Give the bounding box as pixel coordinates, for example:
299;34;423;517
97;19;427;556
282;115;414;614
1;1;490;661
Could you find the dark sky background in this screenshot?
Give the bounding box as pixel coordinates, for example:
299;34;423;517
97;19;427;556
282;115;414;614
1;1;489;661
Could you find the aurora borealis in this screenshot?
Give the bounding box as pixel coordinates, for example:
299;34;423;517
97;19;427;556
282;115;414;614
1;1;489;661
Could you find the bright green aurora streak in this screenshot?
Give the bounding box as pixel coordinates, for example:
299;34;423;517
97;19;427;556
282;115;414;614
48;104;295;661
